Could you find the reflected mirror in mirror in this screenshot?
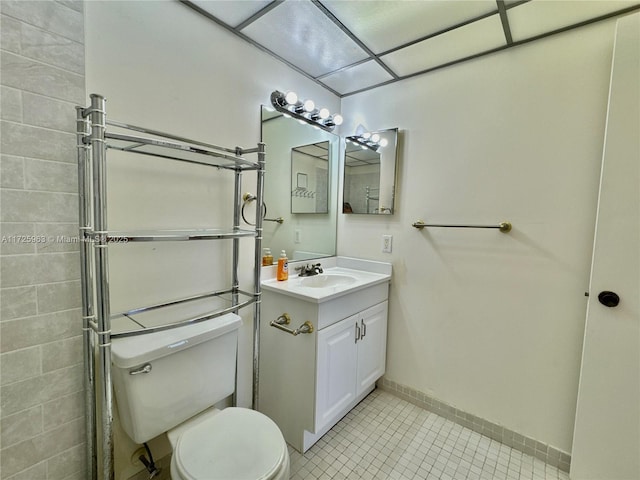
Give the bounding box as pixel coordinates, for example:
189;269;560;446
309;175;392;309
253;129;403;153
291;141;329;214
343;128;399;215
261;107;339;262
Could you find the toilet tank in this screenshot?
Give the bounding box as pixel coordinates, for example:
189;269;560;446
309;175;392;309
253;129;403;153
111;312;242;444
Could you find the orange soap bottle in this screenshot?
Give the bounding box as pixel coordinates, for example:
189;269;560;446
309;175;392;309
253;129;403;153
277;250;288;281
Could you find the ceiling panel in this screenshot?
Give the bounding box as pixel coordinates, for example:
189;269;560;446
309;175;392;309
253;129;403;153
240;1;369;77
190;0;272;28
185;0;640;97
381;14;506;77
320;60;394;95
508;0;640;41
323;0;497;54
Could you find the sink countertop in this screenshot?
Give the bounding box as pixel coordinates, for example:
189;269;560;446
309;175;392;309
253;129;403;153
261;259;391;303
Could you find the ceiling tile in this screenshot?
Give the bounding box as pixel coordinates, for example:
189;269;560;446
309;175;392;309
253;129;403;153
240;0;369;77
320;60;394;95
508;0;640;41
190;0;272;28
381;14;506;77
323;0;498;54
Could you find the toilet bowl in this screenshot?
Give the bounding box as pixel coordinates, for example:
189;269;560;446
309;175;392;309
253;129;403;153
168;407;290;480
110;312;290;480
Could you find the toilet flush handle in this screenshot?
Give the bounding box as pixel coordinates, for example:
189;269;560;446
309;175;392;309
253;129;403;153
129;363;152;375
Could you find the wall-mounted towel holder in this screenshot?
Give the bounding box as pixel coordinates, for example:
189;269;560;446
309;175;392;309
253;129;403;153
412;220;512;233
270;313;314;336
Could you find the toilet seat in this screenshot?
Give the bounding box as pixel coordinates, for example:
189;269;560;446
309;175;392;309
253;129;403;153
173;407;286;480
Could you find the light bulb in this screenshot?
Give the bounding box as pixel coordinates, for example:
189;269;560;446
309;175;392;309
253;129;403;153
303;99;315;112
319;108;330;119
379;138;389;147
371;133;380;142
362;132;371;140
285;91;298;105
333;114;343;126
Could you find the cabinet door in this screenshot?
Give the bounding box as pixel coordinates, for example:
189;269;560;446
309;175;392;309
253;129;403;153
315;315;358;432
356;301;388;397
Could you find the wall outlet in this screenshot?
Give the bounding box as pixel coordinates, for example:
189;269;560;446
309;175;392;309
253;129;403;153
382;234;393;253
295;229;302;244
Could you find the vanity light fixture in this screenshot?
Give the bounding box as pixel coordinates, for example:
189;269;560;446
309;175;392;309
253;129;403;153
346;132;388;152
270;90;343;132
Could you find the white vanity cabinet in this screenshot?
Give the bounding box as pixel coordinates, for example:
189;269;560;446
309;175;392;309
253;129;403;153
316;302;388;433
259;263;390;453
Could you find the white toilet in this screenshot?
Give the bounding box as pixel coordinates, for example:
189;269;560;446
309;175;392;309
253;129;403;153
111;312;290;480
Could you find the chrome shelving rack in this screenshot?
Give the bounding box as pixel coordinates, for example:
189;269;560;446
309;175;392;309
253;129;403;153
76;94;265;480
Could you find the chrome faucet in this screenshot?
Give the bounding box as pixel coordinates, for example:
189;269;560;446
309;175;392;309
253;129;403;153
296;263;323;277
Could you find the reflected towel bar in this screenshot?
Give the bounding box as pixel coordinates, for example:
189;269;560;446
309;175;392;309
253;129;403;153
412;220;512;233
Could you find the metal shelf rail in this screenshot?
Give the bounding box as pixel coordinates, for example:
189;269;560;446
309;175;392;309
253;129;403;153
76;94;265;480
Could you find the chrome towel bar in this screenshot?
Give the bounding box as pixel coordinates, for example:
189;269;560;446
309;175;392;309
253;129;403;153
412;220;512;233
270;313;314;336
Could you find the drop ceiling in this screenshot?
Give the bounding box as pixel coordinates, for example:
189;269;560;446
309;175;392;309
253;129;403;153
184;0;640;97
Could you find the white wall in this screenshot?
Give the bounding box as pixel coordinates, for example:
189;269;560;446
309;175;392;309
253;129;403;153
84;1;339;476
339;20;617;453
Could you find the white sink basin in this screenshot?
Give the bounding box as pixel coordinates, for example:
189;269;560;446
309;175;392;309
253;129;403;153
299;274;356;289
261;262;391;303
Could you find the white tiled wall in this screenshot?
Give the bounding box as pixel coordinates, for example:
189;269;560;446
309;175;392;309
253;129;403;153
0;1;86;478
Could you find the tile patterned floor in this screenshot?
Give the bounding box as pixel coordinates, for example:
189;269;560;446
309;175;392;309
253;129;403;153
288;389;570;480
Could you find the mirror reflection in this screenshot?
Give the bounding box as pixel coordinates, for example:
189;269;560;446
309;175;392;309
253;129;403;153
261;107;339;262
291;141;329;214
343;128;399;215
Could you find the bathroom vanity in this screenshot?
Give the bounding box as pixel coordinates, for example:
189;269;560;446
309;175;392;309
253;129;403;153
259;257;391;452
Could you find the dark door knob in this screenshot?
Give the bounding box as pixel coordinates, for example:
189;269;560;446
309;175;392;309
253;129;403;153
598;291;620;307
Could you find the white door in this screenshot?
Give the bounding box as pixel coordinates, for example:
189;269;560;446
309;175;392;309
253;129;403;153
356;302;388;396
315;315;358;432
571;13;639;480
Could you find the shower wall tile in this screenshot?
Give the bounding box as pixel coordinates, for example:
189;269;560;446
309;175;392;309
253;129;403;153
0;0;84;43
0;405;43;448
0;190;78;223
24;158;78;193
0;309;80;352
56;1;84;14
42;390;84;431
3;461;47;480
2;1;84;477
0;345;41;385
35;224;80;253
0;223;35;255
0;416;84;478
0;155;24;189
23;93;78;132
0;121;77;163
17;20;84;74
0;286;37;321
0;363;83;417
47;444;85;480
1;252;80;287
0;52;84;103
0;15;22;52
36;280;81;313
41;335;82;373
0;86;22;121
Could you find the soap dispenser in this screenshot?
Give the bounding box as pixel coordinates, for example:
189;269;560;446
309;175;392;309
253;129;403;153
277;250;288;281
262;248;273;266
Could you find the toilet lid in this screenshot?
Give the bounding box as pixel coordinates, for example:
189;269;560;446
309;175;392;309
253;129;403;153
175;407;286;480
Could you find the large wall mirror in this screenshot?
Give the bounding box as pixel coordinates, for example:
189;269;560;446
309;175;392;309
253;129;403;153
261;107;339;261
343;128;399;215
